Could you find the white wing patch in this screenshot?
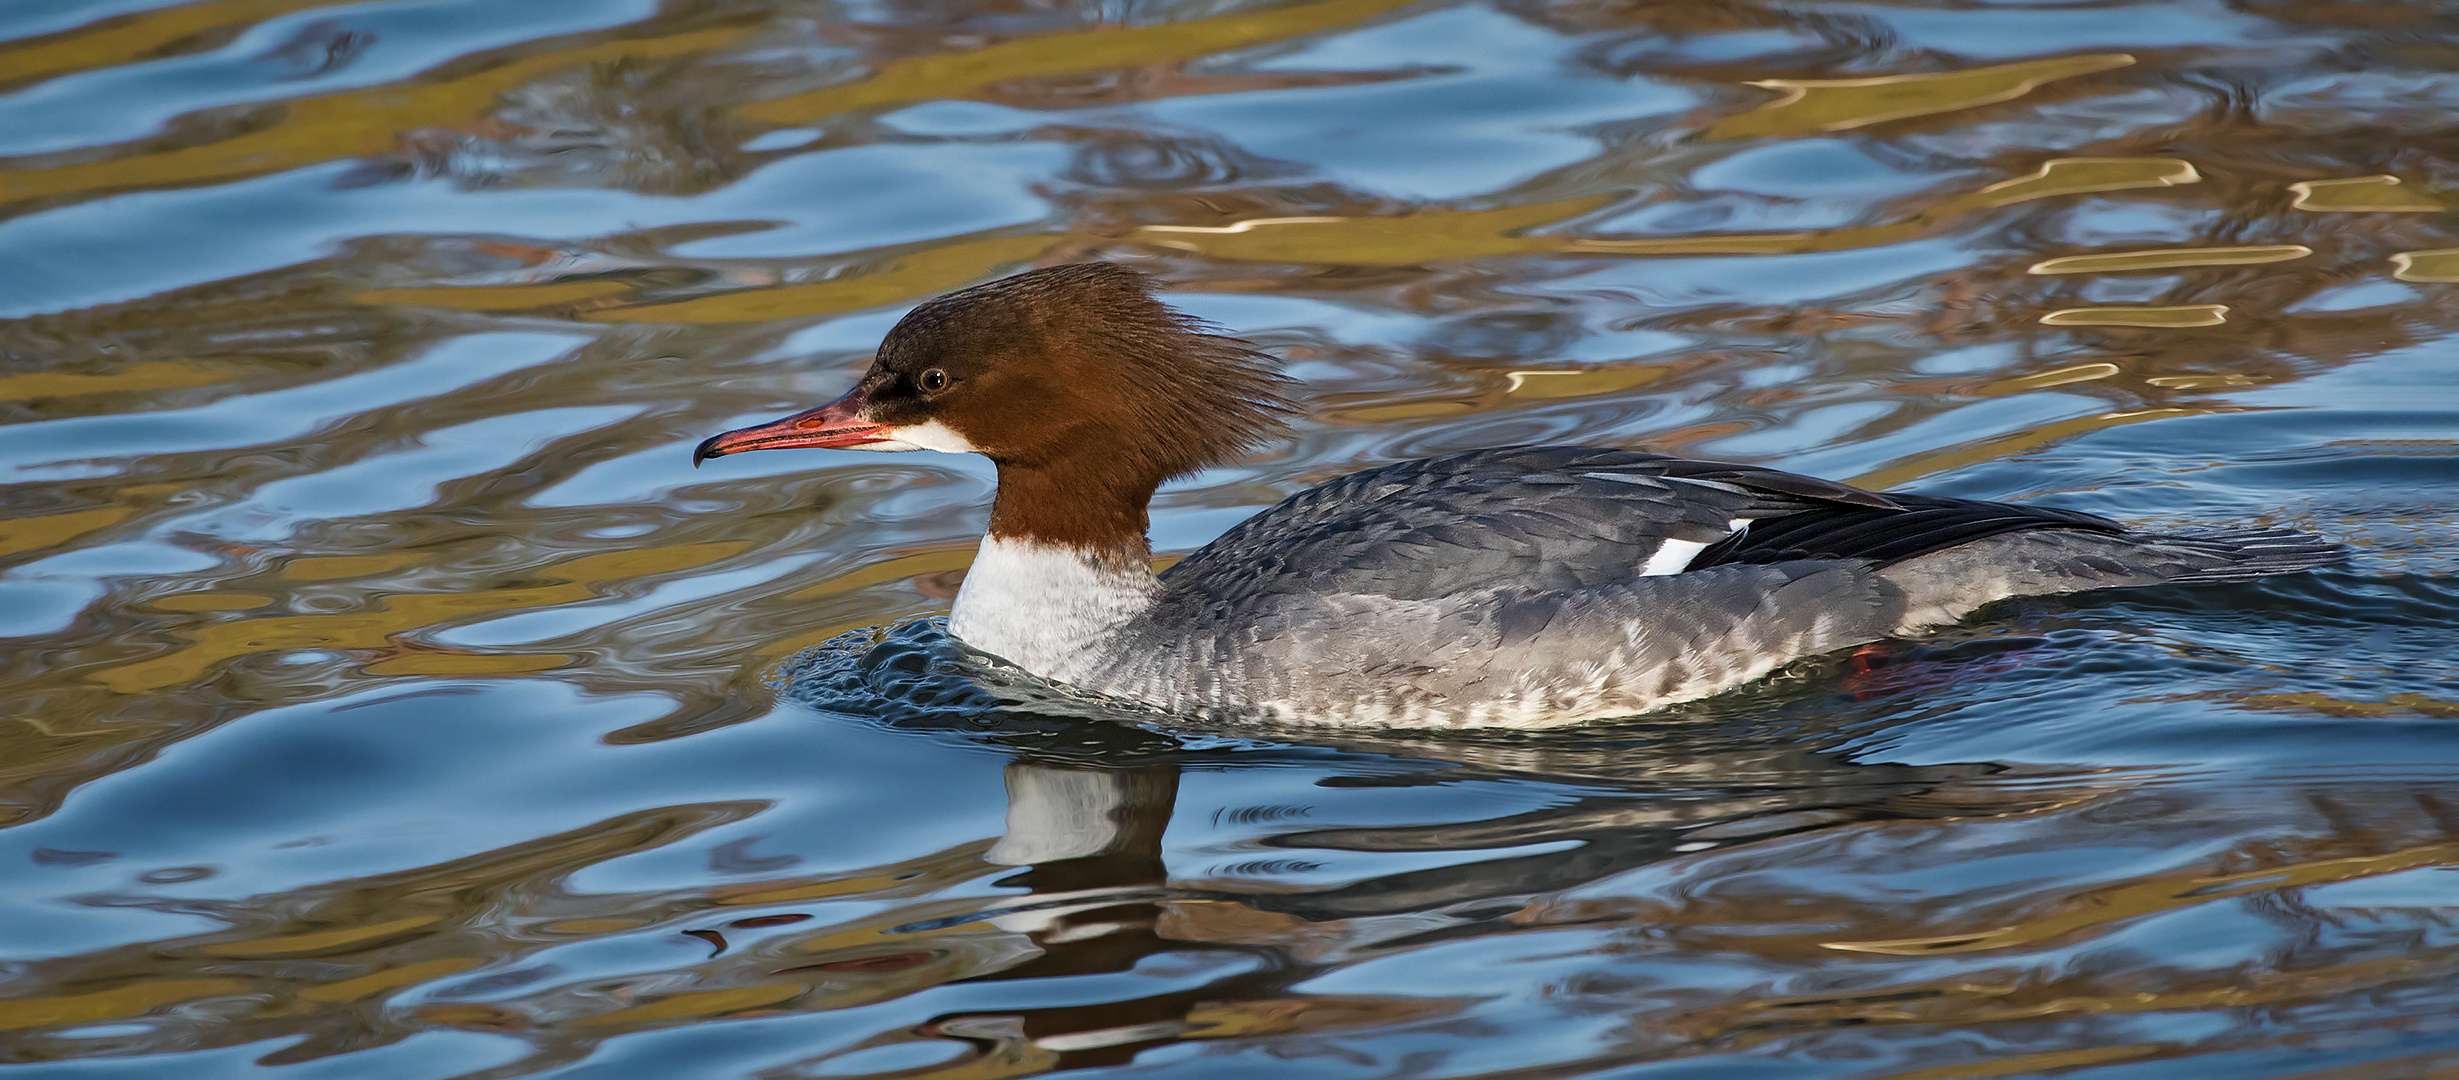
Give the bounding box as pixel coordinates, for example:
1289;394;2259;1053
1575;471;1760;575
1638;518;1751;577
1639;539;1708;576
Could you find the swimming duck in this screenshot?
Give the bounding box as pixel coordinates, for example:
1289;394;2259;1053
696;263;2340;728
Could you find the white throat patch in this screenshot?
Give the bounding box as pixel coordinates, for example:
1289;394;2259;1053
890;420;978;454
948;537;1158;681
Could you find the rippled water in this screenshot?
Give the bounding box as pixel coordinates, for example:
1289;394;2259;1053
6;0;2459;1076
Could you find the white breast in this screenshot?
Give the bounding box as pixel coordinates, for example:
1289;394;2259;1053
948;537;1159;682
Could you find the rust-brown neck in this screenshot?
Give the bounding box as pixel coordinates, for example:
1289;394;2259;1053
984;455;1161;565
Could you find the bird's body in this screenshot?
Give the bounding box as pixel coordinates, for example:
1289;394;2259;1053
696;265;2342;729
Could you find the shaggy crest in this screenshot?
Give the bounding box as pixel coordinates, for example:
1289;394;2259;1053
882;263;1299;481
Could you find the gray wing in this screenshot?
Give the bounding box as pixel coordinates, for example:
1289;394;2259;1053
1160;446;1899;604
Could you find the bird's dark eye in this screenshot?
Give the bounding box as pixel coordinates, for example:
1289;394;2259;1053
919;368;949;393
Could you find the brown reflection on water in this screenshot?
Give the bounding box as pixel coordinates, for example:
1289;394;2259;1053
6;0;2459;1073
0;735;2052;1060
0;0;342;91
732;0;1428;127
9;743;2458;1077
0;21;763;208
1532;777;2459;1066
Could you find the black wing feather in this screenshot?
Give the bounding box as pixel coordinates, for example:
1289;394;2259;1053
1693;493;2125;569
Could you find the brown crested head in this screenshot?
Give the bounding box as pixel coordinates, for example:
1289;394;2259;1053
859;263;1298;482
693;263;1297;555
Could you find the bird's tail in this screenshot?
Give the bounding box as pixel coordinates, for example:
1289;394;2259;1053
2117;526;2348;583
1877;524;2345;631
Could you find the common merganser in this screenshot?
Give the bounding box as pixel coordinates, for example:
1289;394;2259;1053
695;263;2342;729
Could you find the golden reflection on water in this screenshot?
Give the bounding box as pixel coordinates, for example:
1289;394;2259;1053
1706;53;2137;139
2028;245;2313;275
1821;841;2459;956
2391;248;2459;282
2039;304;2232;328
5;0;2459;1075
2287;175;2447;213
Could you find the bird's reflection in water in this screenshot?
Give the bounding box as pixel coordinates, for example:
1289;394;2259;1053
754;619;2095;1076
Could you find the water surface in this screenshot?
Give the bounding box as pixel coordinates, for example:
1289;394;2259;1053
5;0;2459;1076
